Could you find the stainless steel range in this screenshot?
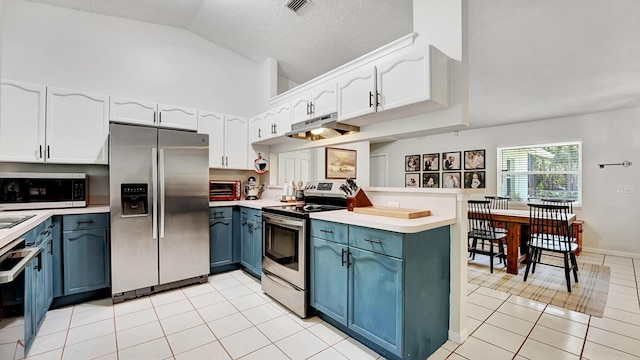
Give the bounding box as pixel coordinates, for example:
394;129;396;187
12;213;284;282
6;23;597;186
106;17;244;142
261;180;347;318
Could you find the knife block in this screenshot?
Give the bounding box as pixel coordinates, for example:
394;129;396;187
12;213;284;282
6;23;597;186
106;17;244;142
347;189;373;211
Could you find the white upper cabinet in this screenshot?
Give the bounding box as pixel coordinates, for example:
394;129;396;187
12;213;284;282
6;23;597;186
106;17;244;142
337;67;377;122
110;97;198;131
248;115;265;144
338;45;450;124
197;110;225;168
157;104;198;131
110;97;157;126
273;103;291;137
224;115;248;169
291;81;338;125
46;87;109;164
0;80;46;163
198;111;248;169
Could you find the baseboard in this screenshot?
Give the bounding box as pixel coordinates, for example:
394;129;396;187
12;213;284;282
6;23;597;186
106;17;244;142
449;327;469;344
582;246;640;260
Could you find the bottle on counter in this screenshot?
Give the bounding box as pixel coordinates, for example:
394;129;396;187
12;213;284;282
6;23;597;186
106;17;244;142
282;180;289;200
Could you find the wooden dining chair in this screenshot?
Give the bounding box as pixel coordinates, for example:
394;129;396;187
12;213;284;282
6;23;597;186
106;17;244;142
524;203;578;292
468;200;507;273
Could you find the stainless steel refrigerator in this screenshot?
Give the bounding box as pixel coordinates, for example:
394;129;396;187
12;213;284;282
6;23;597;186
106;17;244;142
109;123;209;301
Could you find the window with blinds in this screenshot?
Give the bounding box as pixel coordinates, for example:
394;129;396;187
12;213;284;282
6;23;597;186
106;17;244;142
497;141;582;204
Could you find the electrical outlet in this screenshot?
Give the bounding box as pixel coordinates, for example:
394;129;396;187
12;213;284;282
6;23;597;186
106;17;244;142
617;185;633;193
387;201;400;208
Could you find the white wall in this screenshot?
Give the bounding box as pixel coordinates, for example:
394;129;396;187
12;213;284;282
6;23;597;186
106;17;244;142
413;0;463;61
314;142;371;187
371;106;640;256
1;0;267;117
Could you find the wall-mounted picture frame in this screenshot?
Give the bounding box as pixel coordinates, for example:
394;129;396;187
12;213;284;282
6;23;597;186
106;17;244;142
422;153;440;171
464;149;486;170
422;173;440;188
442;152;461;170
405;154;421;172
442;172;462;188
405;173;420;187
325;147;357;179
464;171;485;189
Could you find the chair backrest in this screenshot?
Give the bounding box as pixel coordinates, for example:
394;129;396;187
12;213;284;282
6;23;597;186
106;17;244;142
541;198;573;213
468;200;498;235
528;203;573;251
485;196;509;209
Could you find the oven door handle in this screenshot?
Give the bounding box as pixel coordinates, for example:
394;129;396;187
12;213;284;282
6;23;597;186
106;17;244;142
263;215;304;228
263;270;301;291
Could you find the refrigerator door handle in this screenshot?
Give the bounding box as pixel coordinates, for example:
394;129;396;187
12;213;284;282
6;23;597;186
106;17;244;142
152;148;158;240
159;148;166;239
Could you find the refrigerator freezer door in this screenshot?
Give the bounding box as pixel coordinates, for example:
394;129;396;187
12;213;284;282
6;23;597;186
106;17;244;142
109;124;159;294
157;129;209;284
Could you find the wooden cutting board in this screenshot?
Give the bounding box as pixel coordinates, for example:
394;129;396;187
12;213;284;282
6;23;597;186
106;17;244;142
352;206;431;219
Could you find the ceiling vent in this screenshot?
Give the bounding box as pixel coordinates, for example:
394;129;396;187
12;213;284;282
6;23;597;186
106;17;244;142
284;0;309;13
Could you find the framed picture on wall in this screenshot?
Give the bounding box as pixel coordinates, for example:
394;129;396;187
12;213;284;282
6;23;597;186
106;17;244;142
325;147;357;179
464;149;486;170
442;152;461;170
422;153;439;171
442;172;462;188
464;171;485;189
405;173;420;187
422;173;439;188
405;154;421;172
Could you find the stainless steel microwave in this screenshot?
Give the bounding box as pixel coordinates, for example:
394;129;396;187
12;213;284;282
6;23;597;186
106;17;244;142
0;172;87;210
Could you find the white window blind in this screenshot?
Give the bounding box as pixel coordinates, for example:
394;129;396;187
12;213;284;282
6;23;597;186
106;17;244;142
497;141;582;204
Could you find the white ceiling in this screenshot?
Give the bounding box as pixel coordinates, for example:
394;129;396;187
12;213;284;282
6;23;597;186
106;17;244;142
468;0;640;128
25;0;414;85
21;0;640;129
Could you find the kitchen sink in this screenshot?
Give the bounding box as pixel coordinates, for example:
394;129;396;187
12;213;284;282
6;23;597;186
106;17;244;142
0;214;37;229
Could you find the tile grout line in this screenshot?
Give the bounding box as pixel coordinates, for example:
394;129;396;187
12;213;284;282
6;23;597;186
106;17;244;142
511;298;547;358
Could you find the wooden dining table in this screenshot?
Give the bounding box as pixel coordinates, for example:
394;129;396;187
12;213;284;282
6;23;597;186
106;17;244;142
468;209;576;275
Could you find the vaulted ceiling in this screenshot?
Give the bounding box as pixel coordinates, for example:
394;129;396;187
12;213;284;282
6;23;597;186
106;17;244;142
21;0;640;130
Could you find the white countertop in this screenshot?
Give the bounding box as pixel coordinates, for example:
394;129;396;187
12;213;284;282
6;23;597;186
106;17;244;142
209;199;285;210
309;209;456;233
0;205;110;254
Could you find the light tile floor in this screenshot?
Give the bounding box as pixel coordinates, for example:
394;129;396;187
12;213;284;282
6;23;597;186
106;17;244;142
2;252;638;359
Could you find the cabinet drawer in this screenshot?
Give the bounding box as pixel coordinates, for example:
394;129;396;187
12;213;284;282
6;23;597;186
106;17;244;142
349;226;404;258
209;207;233;219
310;220;348;245
249;209;262;223
62;213;109;231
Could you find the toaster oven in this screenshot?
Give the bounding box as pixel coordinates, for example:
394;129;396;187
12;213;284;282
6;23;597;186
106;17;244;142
209;180;241;201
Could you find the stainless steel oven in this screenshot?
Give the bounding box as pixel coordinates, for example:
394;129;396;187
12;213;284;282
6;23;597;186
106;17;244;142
261;212;307;317
261;180;347;318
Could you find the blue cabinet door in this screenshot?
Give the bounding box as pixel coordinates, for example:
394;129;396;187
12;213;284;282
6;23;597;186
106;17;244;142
209;218;233;268
240;217;252;269
43;235;54;312
310;237;348;326
62;228;110;295
348;247;403;356
51;216;63;298
252;218;262;276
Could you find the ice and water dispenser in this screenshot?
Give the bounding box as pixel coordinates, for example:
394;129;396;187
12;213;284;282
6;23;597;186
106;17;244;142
121;183;148;216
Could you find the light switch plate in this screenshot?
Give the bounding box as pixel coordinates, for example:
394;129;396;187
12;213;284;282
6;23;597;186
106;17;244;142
387;201;400;208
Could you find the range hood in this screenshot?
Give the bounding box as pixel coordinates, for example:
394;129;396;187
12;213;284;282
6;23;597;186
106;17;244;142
286;112;360;141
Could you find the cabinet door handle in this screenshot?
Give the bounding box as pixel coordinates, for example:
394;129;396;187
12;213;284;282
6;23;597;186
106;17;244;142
39;145;43;159
306;103;310;115
376;91;381;107
153;111;157;123
341;248;346;267
35;253;42;271
48;239;53;255
258;128;262;138
221;156;225;166
159;112;162;123
348;250;352;267
369;91;373;108
319;229;333;234
76;220;95;224
25;241;35;247
225;156;228;166
364;238;382;244
310;102;314;115
47;145;50;158
48;224;55;229
40;230;50;236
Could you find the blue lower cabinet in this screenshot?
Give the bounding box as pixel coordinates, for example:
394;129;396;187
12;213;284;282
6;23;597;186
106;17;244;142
239;207;262;277
251;216;262;276
240;216;252;270
310;237;348;325
23;260;35;352
348;247;403;355
209;217;233;269
51;216;64;298
62;228;110;295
